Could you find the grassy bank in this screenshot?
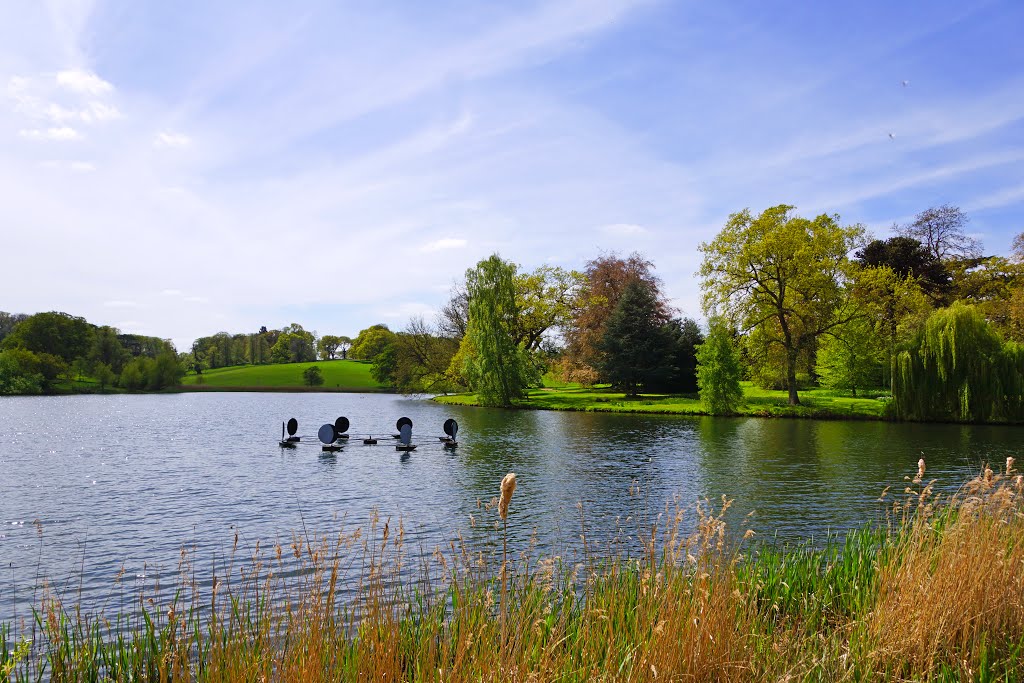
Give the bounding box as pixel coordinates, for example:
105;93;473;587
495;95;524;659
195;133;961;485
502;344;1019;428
179;359;389;392
3;470;1023;681
436;381;889;419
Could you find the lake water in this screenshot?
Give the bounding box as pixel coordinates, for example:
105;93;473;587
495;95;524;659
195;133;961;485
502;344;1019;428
1;392;1020;626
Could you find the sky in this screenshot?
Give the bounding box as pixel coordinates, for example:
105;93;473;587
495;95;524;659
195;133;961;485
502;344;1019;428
1;0;1023;350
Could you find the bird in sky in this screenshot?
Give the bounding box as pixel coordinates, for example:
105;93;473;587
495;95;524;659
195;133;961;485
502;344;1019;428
902;80;910;87
889;132;896;140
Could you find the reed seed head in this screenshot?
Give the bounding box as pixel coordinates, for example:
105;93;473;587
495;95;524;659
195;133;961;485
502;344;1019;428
916;458;926;482
1007;457;1015;475
499;472;517;520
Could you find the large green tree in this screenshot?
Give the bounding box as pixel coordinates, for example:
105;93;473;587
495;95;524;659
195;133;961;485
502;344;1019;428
3;311;94;362
461;254;534;407
699;205;863;405
319;335;343;360
350;325;396;361
89;326;130;374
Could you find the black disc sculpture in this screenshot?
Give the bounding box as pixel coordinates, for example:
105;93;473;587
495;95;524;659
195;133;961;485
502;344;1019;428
442;418;459;448
280;418;300;447
396;419;416;452
334;416;350;439
318;423;343;452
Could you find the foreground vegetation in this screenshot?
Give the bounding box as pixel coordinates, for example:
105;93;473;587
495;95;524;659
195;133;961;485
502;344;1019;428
3;469;1022;681
180;359;387;391
437;381;889;419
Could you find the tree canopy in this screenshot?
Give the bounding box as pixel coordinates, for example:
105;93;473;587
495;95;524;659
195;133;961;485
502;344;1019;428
460;254;534;407
699;205;863;405
893;303;1023;422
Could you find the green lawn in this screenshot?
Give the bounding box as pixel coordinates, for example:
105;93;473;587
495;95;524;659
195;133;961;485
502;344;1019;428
435;381;890;419
180;360;388;391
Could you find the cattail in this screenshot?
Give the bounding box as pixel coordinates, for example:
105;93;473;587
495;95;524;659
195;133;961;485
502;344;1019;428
1015;475;1023;490
499;472;517;520
917;458;926;481
984;467;993;484
1007;457;1016;476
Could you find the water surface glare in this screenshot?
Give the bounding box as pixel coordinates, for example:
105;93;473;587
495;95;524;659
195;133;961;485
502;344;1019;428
1;392;1017;623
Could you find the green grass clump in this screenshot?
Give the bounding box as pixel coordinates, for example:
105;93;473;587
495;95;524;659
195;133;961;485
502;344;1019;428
437;381;889;419
180;359;388;391
4;473;1023;681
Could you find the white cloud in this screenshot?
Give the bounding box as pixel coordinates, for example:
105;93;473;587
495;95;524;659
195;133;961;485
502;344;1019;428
103;300;141;308
56;68;113;95
600;223;649;236
153;131;192;148
20;126;82;141
161;289;183;296
38;159;95;172
420;237;468;252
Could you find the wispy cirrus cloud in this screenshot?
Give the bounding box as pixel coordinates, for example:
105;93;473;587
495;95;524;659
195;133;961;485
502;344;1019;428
420;238;468;252
19;126;81;140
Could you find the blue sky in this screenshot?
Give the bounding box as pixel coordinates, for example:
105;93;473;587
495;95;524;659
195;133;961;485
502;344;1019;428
2;0;1022;349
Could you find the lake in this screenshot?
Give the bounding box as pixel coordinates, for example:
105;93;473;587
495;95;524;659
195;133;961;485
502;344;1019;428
1;392;1019;625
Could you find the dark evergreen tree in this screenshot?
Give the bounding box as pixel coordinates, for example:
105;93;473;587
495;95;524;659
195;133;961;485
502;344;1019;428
659;317;704;393
597;280;672;395
855;236;951;300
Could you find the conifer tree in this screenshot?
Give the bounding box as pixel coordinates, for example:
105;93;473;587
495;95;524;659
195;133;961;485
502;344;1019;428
696;318;744;415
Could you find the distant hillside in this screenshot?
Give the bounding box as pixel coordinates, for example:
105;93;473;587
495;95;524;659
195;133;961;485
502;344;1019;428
179;359;390;392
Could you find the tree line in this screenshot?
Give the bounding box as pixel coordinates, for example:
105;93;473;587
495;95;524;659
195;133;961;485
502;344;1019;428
358;253;704;405
697;203;1024;420
363;203;1024;423
0;312;184;394
5;202;1021;421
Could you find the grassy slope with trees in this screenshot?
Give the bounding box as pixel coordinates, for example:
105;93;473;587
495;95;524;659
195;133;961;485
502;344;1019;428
179;359;387;391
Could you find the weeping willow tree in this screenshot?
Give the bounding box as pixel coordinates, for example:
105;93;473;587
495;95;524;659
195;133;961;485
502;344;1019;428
893;303;1024;422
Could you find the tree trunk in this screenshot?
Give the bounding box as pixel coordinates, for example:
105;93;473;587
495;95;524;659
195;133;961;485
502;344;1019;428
786;347;800;405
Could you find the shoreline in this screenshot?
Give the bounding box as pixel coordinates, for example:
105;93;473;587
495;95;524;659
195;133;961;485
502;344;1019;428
172;384;395;394
432;393;888;421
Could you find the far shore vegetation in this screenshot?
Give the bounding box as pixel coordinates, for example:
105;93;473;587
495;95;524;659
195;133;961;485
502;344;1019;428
3;204;1023;423
3;468;1023;680
435;380;890;420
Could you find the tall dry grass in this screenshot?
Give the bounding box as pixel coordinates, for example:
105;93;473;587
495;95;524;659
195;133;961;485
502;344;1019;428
2;470;1023;682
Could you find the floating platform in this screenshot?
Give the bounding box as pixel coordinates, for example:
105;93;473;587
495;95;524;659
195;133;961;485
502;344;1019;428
395;444;417;452
321;444;344;452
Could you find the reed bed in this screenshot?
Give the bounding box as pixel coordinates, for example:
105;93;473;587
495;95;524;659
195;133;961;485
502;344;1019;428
3;468;1023;682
